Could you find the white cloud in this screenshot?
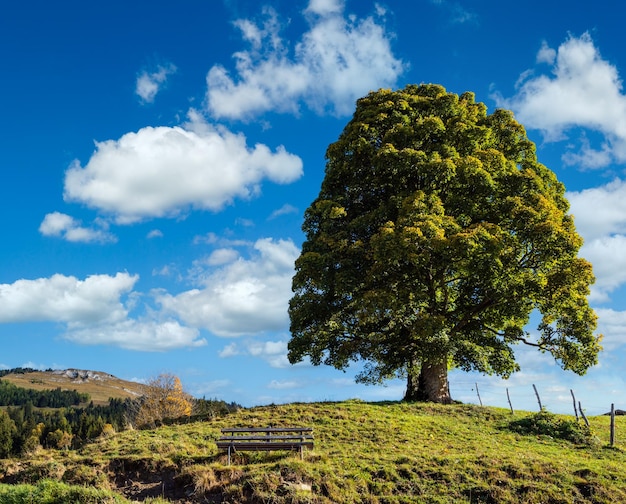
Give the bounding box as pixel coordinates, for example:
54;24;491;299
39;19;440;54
580;235;626;302
136;63;177;103
247;340;290;368
39;212;116;243
568;179;626;241
0;273;137;324
219;342;240;358
269;203;298;219
536;40;556;65
595;308;626;350
193;232;250;247
20;362;59;371
157;238;299;336
207;248;240;266
306;0;343;16
268;379;301;390
64;318;205;351
206;0;404;120
218;339;294;368
429;0;477;24
147;229;163;239
495;33;626;169
0;272;206;351
566;179;626;302
63;113;303;223
152;264;175;277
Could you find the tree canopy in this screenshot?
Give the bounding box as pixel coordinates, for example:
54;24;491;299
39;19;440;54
288;84;602;403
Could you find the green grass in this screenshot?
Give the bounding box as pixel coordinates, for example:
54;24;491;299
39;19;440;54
0;479;157;503
2;400;626;503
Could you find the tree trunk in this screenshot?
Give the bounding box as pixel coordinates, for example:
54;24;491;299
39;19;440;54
404;358;452;403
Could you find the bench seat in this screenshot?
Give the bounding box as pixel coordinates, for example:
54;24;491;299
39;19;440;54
217;427;313;464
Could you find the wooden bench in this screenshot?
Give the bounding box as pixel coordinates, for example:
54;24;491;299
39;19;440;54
216;427;313;465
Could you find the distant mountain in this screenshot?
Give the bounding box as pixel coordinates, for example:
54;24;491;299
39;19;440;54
0;368;144;406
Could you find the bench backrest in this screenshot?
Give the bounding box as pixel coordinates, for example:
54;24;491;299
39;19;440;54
221;427;312;434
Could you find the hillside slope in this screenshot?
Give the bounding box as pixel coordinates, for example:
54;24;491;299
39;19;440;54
0;369;143;405
1;400;626;503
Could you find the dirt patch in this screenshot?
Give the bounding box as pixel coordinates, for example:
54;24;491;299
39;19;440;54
107;458;198;503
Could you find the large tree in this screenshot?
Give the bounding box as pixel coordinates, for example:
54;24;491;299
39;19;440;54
288;84;601;403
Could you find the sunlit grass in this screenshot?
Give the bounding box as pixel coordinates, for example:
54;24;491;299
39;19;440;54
2;400;626;502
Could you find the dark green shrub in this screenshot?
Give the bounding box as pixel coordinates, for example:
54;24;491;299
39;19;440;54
508;410;597;446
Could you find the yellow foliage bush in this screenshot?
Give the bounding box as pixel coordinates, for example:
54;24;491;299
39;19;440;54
134;373;192;428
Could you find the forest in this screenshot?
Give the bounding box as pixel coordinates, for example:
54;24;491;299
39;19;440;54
0;370;239;458
0;379;90;408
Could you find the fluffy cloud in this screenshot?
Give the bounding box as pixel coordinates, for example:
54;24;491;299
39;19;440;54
267;379;301;390
568;179;626;241
595;308;626;351
495;33;626;169
64;319;205;351
157;238;299;336
0;273;137;324
219;343;240;358
39;212;116;243
566;180;626;301
581;235;626;303
136;63;177;103
206;248;240;266
63;113;303;223
0;272;206;351
247;340;290;368
268;203;298;220
206;0;405;120
219;339;291;368
147;229;163;239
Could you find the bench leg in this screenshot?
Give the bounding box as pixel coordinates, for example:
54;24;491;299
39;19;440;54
228;445;231;466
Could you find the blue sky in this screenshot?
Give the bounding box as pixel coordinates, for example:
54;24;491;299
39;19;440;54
1;0;626;415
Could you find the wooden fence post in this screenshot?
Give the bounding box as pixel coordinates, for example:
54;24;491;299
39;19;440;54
578;401;589;427
610;403;616;447
532;384;542;411
506;388;514;414
475;383;483;407
570;390;579;420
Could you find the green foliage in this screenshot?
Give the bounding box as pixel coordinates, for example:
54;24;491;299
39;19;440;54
289;83;601;401
192;397;241;418
1;397;133;456
0;367;44;378
0;379;90;408
0;410;16;458
0;479;128;503
508;409;598;446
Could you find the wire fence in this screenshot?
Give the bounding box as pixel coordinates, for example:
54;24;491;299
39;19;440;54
450;379;619;418
451;379;622;446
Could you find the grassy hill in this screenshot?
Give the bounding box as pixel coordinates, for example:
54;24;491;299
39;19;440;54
1;400;626;503
0;369;144;406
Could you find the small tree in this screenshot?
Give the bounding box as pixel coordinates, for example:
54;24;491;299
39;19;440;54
288;84;602;403
134;373;192;428
46;429;73;450
0;410;16;458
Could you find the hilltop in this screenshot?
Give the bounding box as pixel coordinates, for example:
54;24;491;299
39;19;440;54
1;400;626;503
0;368;144;405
